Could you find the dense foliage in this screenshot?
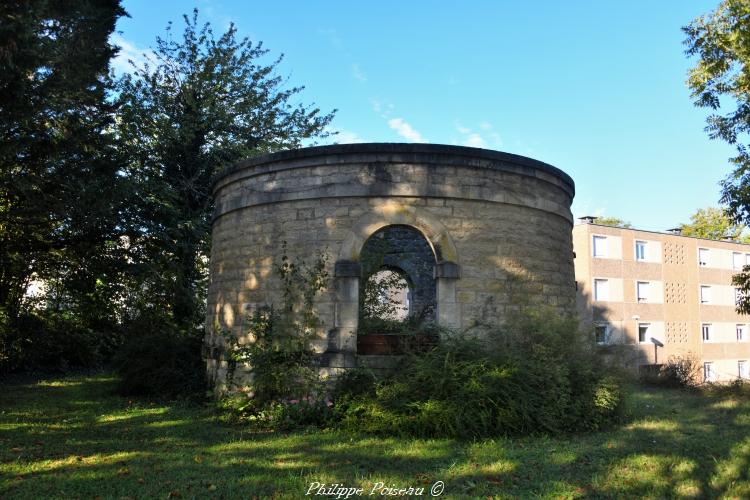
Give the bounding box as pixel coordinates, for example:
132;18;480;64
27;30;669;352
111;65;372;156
0;3;335;377
679;207;750;242
115;10;335;334
112;311;206;397
337;309;624;438
685;1;750;312
0;0;128;373
222;281;625;437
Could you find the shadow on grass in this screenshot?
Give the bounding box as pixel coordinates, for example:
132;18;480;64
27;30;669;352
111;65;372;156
0;375;458;498
1;375;750;498
445;388;750;498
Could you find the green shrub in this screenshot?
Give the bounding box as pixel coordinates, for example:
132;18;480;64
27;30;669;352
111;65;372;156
331;367;377;401
0;310;121;374
113;314;206;398
220;245;330;428
339;308;625;438
267;398;335;430
701;378;750;399
225;306;320;409
219;393;335;430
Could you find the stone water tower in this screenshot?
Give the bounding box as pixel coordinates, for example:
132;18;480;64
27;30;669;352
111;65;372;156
205;143;576;382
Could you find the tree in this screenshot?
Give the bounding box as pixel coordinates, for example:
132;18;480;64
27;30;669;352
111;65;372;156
679;206;749;241
0;0;127;367
116;10;335;332
593;217;632;228
684;1;750;312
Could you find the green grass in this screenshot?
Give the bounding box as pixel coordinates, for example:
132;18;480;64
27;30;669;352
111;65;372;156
1;375;749;499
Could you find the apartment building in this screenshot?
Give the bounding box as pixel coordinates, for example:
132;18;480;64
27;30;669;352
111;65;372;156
573;218;750;382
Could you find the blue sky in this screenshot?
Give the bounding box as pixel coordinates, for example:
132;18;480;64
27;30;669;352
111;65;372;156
114;0;734;231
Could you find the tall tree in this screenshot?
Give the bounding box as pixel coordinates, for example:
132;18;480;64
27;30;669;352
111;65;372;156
684;1;750;312
116;10;335;332
679;206;749;241
0;0;127;329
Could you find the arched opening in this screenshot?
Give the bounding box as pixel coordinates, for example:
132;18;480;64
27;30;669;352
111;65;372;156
358;225;437;336
329;205;460;366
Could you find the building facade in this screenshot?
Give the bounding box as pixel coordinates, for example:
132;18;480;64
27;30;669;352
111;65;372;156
573;219;750;382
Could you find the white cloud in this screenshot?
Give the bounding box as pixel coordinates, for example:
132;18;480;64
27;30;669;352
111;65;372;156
371;98;395;118
110;34;154;74
352;63;367;82
200;3;234;32
327;127;365;144
455;121;471;134
463;133;487;148
455;121;502;149
388;118;425;142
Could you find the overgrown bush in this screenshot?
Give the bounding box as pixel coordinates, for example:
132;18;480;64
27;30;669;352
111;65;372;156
642;353;701;389
225;306;320;409
113;313;206;398
219;250;625;437
330;367;377;408
220;245;330;428
339;308;625;438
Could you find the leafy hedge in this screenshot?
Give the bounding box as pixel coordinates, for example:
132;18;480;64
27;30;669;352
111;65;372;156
113;313;206;398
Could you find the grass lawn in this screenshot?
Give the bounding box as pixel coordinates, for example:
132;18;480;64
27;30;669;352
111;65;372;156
1;375;749;499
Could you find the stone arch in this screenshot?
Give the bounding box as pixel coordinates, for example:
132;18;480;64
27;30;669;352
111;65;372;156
331;202;461;366
359;224;437;323
338;201;459;264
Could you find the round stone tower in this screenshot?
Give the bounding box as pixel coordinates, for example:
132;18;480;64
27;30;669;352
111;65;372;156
205;143;576;382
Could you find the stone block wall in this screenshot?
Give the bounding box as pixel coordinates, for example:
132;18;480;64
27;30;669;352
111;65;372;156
206;143;576;386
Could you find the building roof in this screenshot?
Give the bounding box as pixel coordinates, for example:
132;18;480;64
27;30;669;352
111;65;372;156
575;219;750;247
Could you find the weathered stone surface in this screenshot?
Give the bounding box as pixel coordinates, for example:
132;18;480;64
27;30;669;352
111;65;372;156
205;143;576;384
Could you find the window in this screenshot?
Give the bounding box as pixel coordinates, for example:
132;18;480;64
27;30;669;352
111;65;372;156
635;241;646;261
698;248;709;266
702;323;712;342
593;236;607;258
638;323;650;344
734;252;744;270
738;324;747;342
594;279;609;301
636;281;649;302
740;360;749;379
595;324;609;344
700;285;711;304
704;362;715;382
